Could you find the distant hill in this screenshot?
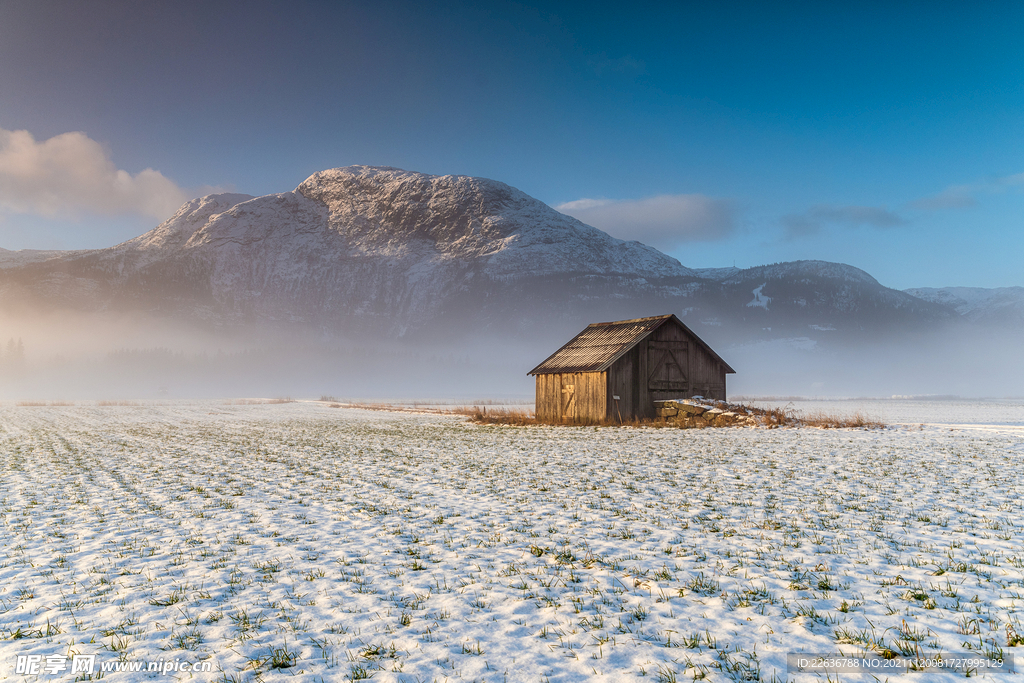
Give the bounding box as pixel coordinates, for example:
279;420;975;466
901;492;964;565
0;166;1007;351
904;286;1024;328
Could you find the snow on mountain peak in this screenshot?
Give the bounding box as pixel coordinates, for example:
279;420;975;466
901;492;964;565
0;165;1012;341
52;166;695;333
295;166;692;278
121;166;690;280
127;192;255;251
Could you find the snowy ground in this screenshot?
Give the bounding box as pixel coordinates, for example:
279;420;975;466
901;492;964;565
1;401;1022;681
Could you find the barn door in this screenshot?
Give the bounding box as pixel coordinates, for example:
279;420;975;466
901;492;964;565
647;342;688;392
560;382;576;421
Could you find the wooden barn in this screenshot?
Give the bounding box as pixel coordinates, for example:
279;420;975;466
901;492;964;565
528;314;736;423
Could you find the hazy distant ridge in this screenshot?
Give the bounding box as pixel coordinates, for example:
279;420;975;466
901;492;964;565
0;166;1010;345
904;286;1024;326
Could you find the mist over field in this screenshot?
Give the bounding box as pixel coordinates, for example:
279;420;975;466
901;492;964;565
724;326;1024;399
0;309;532;400
1;305;1020;401
0;166;1019;402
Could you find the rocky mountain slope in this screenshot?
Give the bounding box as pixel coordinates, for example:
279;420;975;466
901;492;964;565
688;261;953;340
0;167;695;338
0;166;990;349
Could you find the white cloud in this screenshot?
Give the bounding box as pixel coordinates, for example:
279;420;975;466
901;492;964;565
0;128;189;221
782;204;907;239
555;194;735;248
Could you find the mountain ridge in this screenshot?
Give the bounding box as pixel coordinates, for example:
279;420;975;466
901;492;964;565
0;166;1005;345
905;286;1024;327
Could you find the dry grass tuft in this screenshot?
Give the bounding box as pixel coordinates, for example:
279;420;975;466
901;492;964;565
756;404;799;428
464;402;884;430
462;406;670;428
464;406;537;426
338;401;406;412
225;398;296;405
17;401;74;407
800;410;885;429
321;399;885;430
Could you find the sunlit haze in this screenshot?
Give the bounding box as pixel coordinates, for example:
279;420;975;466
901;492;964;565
0;2;1021;400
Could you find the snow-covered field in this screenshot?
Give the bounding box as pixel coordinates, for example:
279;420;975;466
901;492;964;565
1;400;1022;681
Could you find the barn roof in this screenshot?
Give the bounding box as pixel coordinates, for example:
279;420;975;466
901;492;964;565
528;314;736;375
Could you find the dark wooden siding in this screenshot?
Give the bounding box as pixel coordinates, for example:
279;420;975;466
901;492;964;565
605;353;635;421
601;319;728;419
688;340;727;401
645;320;691;412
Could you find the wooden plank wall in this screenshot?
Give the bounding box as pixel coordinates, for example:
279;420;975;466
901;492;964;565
608;342;657;420
655;320;727;401
535;372;608;423
535;374;560;422
646;323;690;412
606;354;635;422
605;320;729;419
688;344;727;400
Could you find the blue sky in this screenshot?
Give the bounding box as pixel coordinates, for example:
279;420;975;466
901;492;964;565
0;0;1021;288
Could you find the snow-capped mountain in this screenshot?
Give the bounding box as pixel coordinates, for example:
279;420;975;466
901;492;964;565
0;167;691;337
0;166;1000;347
120;168;688;279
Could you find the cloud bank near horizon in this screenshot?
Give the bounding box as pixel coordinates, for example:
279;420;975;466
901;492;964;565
555;194;735;249
0;128;189;222
910;172;1024;211
782;204;907;239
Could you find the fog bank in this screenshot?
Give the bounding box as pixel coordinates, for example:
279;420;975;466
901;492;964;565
0;309;1019;401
